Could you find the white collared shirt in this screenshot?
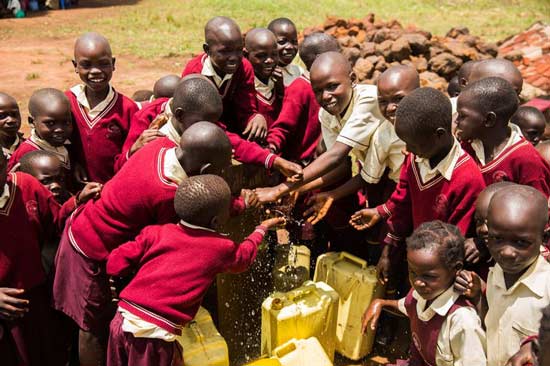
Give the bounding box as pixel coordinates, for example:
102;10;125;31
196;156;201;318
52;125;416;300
30;129;70;167
201;56;233;88
119;307;177;341
70;84;115;119
159;119;181;146
254;76;275;100
398;286;487;366
282;64;304;87
319;84;384;162
0;184;9;209
486;255;550;366
470;123;524;165
416;138;463;184
163;148;187;185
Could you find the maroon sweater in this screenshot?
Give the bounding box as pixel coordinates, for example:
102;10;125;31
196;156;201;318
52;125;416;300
266;75;321;162
8;139;71;172
1;172;75;289
376;152;485;246
182;53;259;134
65;89;139;184
256;89;282;129
107;223;267;334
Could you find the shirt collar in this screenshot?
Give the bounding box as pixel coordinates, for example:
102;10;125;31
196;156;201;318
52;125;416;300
70;84;115;118
326;86;356;130
470;123;524;165
415;137;462;183
254;76;275;100
413;285;460;320
162;147;187;185
159;119;181;145
201;56;233;88
30;129;70;165
282;64;304;86
179;219;218;233
493;254;550;297
0;184;9;209
2;134;21;156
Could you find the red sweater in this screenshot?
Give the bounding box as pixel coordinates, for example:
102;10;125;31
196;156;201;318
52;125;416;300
376;153;485;245
8;140;48;172
0;172;75;289
182;54;259;134
462;138;550;198
65;89;139;184
107;223;267;334
266;76;321;162
256;89;282;129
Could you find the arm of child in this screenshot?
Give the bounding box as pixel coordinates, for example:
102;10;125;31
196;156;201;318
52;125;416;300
361;298;401;334
506;341;536;366
454;270;488;324
106;228;155;277
266;83;305;154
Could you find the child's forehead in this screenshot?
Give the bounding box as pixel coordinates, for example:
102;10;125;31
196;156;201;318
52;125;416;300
271;22;297;36
74;41;112;60
0;95;18;109
407;247;444;269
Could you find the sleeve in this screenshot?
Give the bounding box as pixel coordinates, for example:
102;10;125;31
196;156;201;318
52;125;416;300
7;143;31;172
319;111;338;150
448;170;485;237
360;128;389;184
448;308;487;366
225;225;267;274
229;196;246;217
26;175;69;239
106;227;155;276
397;297;407;316
112;100;140;171
218;122;277;169
233;61;260;130
266;83;305;151
517;154;550;200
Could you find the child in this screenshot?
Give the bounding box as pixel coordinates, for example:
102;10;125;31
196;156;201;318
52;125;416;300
468;58;523;96
131;89;153;103
267;17;303;86
52;122;234;366
106;175;284;366
511;105;546;146
349;87;486;284
362;221;486;366
67;32;139;184
447;76;460;98
455;185;550;366
456;60;477;92
152;74;181;99
182;16;268;140
456;77;550;197
0;92;23;160
244;28;283;128
9;88;73;174
536;305;550;366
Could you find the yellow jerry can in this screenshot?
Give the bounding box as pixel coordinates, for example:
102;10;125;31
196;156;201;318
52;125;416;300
261;281;339;361
271;338;333;366
313;252;385;360
244;359;283;366
177;307;229;366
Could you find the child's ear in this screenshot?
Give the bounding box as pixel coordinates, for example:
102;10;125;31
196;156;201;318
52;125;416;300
28;116;34;126
435;127;447;138
459;78;467;89
455;261;463;272
173;107;185;124
243;48;249;58
484;111;497;128
203;43;210;55
112;57;116;71
199;163;212;175
72;59;78;72
349;71;357;85
209;215;220;230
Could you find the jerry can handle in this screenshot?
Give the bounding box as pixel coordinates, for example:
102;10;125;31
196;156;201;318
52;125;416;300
189;321;205;342
286;284;315;301
338;252;368;269
273;340;297;358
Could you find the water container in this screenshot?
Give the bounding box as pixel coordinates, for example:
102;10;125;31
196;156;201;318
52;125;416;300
261;281;339;361
272;265;309;292
274;244;311;278
313;252;385;360
176;307;229;366
271;338;333;366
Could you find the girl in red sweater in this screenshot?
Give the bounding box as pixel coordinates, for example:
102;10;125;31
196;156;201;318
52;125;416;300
106;175;284;366
0;92;23;162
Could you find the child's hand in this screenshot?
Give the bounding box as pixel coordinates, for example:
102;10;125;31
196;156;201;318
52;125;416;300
74;164;89;184
464;238;481;264
506;341;535;366
454;270;482;301
130;129;165;156
261;216;286;229
272;157;303;182
243;114;268;141
0;288;29;320
303;193;334;225
241;189;260;209
361;299;385;334
377;252;391;285
349;208;382;231
271;66;284;97
77;182;103;204
254;185;285;204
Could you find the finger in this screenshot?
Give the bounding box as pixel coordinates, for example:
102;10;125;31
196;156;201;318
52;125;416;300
455;277;471;287
4;295;30;307
1;303;28;314
1;288;25;295
243;123;252;136
471;255;480;264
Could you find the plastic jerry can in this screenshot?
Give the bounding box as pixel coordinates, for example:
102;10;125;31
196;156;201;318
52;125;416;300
176;307;229;366
244;359;282;366
271;337;333;366
313;252;385;360
261;281;339;361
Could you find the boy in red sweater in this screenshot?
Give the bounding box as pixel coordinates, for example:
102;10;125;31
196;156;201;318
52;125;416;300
511;106;546;146
53;122;233;366
9;89;73;174
244;28;283;129
456;77;550;197
182;16;267;141
268;17;303;87
0;92;23;161
349;87;485;284
67;32;139;184
106;175;283;366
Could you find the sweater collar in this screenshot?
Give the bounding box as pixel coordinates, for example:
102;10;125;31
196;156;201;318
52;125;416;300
201;56;233;88
29;129;70;166
470;123;523;165
70;84;115;119
0;184;9;209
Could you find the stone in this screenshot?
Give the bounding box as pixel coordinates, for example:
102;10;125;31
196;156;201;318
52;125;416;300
428;52;463;77
390;37;412;61
360;42;377;57
375;40;393;59
342;47;362;66
353;58;375;80
401;33;429;55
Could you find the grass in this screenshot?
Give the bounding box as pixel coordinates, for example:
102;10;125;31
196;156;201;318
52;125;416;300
1;0;549;58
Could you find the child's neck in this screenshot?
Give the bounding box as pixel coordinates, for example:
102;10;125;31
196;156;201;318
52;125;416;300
339;95;354;119
212;63;226;79
256;73;270;85
428;138;453;169
480;124;511;163
503;267;528;290
85;86;110;110
0;133;16;148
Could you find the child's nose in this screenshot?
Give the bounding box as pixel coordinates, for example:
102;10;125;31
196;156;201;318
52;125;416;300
500;245;517;259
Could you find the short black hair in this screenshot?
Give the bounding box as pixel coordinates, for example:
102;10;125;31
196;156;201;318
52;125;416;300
18;150;59;175
406;220;465;268
173;76;222;116
396;87;452;135
511;106;547;126
28;88;70;118
174;174;231;227
298;32;340;69
462;77;519;122
268;17;296;31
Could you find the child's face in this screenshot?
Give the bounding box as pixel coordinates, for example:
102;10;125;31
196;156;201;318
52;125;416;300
0;96;21;138
73;43;115;93
474;190;492;240
377;79;415;125
395;121;448;160
311;67;353;117
407;247;457;301
518;115;546;146
455;92;485;141
246;38;278;81
31;156;68;202
32;105;73;147
206;36;243;76
271;23;298;67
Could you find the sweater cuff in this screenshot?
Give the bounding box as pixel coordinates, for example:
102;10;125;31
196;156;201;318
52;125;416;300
265;153;277;169
254;225;268;237
383;232;404;247
376;203;392;219
521;335;538;347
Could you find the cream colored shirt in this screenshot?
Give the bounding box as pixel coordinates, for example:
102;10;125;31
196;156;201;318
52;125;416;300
30;129;70;167
201;56;232;88
470;123;523;165
416;137;463;184
254;76;275;100
398;286;487;366
486;255;550;366
0;184;10;209
119;307;177;341
319;84;383;163
360;119;405;184
450;96;458;115
2;134;21;158
159;119;181;146
282;64;304;87
70;84;116;119
163;147;187;185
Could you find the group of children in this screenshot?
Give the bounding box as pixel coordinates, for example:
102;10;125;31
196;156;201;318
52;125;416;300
2;13;550;366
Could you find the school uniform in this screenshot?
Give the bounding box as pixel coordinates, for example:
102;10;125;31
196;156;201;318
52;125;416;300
377;139;485;246
486;255;550;366
281;63;304;87
2;133;24;162
462;123;550;198
66;85;139;184
182;54;260;134
266;74;321;163
397;286;487;366
255;76;282;128
8;129;71;172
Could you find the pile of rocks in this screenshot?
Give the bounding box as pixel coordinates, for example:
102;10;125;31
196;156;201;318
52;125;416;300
302;14;499;92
